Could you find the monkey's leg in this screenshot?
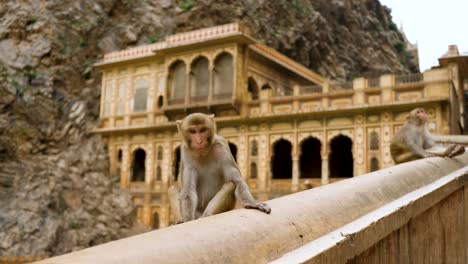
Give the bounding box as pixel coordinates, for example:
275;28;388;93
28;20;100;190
449;145;465;158
394;152;420;164
168;185;183;223
201;182;236;217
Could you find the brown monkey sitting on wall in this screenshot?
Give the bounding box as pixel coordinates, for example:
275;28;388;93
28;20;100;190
390;107;465;164
168;113;271;223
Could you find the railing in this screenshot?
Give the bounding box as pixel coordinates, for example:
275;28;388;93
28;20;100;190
299;85;322;94
38;151;468;264
330;81;352;91
212;93;232;100
395;73;423;85
367;77;380;88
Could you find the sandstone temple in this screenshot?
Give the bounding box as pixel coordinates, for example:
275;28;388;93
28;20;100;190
93;23;468;229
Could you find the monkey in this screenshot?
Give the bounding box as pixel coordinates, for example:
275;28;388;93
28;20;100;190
168;113;271;223
390;107;465;164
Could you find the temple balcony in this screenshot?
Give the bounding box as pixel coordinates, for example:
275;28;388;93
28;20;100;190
162;92;241;121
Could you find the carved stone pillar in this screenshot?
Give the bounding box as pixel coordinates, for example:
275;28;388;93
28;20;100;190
291;157;299;192
321;153;329;185
121;142;130;188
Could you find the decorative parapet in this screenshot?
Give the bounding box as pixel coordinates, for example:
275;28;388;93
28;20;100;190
97;42;167;66
95;23;250;66
37;152;468;263
395;73;423;85
164;23;249;48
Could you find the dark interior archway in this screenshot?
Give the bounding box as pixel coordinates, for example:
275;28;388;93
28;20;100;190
300;137;322;178
271;139;292;179
370;157;379;172
173;147;181;181
228;142;238;162
329;135;353;178
131;148;146;182
250;162;257;179
248;77;259;100
152;212;160;229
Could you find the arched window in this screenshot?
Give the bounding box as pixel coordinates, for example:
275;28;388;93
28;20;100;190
190;57;209;101
250;140;258;156
168;61;186;104
103;80;113;116
117;149;122;162
250;162;257;179
133;79;148;112
213;53;233;99
369;131;379;150
131;148;146;182
370;157;379;172
157;95;163;109
117;81;125;115
157;146;163;161
248;77;259;100
156;166;162;181
228;142;238;162
173;147;181;181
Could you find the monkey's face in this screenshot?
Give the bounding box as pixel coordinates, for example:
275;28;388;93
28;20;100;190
415;108;428;123
187;125;211;152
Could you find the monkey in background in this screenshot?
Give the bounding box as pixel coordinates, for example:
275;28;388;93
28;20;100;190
168;113;271;223
390;107;465;164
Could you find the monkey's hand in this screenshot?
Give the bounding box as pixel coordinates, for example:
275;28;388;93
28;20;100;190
245;202;271;214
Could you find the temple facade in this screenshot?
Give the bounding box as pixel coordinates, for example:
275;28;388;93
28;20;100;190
94;23;468;228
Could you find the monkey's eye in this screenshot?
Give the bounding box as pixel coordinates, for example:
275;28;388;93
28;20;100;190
200;127;207;133
188;129;196;134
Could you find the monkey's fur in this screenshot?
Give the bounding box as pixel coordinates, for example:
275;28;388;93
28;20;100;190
168;113;271;223
390;108;465;164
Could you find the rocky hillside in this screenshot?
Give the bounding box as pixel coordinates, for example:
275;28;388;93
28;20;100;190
0;0;417;257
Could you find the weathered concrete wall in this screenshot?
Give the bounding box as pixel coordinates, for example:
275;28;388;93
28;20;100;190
350;188;465;263
38;153;468;264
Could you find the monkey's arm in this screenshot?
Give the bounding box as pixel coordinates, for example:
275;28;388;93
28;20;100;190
216;143;271;214
407;140;432;158
179;159;198;222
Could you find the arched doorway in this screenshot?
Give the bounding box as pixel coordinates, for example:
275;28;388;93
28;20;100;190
370;157;379;172
228;142;238;162
131;148;146;182
173;147;181;181
329;135;353;178
271;139;292;179
152;212;160;229
300;137;322;178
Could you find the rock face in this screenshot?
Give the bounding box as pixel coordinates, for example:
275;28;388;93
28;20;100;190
0;0;417;257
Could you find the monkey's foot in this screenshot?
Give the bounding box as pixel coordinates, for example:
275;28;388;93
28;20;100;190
245;202;271;214
449;145;465;158
443;144;457;156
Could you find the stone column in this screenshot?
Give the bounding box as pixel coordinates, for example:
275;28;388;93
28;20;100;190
121;142;130;188
142;192;152;228
124;75;132;126
291;157;299;192
322;81;329;108
257;133;269;201
146;143;155;189
321;152;329;185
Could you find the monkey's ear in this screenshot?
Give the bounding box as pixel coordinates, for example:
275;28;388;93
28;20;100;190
176;120;183;134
